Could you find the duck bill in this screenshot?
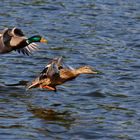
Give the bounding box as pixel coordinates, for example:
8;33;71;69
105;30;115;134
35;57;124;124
40;37;48;43
91;71;98;74
92;69;101;74
89;67;100;74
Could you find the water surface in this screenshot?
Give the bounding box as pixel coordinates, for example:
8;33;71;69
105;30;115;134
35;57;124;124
0;0;140;139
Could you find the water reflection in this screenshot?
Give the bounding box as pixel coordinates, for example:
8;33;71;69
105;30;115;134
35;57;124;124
1;0;140;139
27;105;75;130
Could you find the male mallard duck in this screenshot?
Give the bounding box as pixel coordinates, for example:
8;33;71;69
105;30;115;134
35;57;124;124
27;57;98;91
0;27;47;55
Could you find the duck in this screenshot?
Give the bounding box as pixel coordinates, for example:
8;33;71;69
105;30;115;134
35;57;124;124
0;27;48;55
27;57;98;91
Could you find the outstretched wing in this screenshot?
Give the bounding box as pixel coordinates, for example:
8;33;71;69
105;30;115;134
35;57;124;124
15;42;39;55
10;27;39;55
10;27;25;37
55;56;74;70
39;57;65;79
2;28;11;45
39;56;74;80
39;62;60;80
0;28;12;53
26;62;60;89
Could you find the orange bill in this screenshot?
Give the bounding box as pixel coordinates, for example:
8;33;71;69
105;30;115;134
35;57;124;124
40;37;48;43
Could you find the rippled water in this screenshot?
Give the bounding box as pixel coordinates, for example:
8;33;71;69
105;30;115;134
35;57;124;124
0;0;140;139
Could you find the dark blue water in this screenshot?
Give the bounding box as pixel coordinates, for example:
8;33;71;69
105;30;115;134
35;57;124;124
0;0;140;139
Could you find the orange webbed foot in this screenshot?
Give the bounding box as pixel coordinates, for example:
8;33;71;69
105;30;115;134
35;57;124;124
40;85;56;91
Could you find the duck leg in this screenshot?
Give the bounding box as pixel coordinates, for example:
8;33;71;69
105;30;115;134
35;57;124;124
40;85;56;91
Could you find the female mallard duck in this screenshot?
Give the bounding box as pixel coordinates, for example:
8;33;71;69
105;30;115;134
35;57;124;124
0;27;47;55
27;57;98;91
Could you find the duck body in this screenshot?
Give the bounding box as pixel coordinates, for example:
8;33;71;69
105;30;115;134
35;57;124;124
33;69;77;89
27;57;98;91
0;27;47;55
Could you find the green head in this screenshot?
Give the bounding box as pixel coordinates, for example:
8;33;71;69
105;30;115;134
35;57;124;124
27;35;48;44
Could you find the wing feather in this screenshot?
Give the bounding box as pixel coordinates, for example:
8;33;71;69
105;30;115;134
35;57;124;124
15;42;39;55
